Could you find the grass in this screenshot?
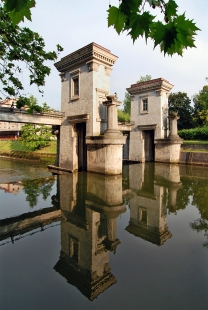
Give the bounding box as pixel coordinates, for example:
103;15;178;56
0;140;57;164
0;140;57;154
183;140;208;145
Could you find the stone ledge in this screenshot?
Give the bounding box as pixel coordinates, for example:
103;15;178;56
154;138;183;145
86;135;126;145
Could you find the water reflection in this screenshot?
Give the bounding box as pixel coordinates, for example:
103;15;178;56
53;172;125;300
23;177;55;208
0;161;208;306
125;163;182;245
124;163;208;248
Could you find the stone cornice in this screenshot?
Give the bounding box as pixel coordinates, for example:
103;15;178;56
126;78;174;95
55;42;118;72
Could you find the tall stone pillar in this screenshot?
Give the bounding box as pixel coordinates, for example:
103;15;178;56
155;112;183;163
168;113;180;138
103;96;121;136
86;94;126;175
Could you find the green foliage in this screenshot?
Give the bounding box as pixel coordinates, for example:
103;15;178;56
178;126;208;140
168;92;194;130
16;95;53;113
20;123;53;150
107;0;200;56
190;219;208;248
3;0;199;56
118;109;130;122
123;92;131;114
4;0;36;25
193;85;208;127
22;177;55;208
137;75;152;83
0;4;63;99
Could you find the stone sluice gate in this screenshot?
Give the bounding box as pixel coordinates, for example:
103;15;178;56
52;42;186;174
1;42;207;173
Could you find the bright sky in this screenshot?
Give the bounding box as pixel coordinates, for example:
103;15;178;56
22;0;208;110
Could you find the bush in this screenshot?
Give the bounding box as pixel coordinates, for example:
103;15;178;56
178;126;208;140
118;109;130;123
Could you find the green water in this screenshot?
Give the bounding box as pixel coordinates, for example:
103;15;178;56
0;158;207;310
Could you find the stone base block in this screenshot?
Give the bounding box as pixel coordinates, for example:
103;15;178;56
155;138;183;163
86;135;126;175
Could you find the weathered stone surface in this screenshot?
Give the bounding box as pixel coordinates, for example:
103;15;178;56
127;78;173;162
55;43;118;172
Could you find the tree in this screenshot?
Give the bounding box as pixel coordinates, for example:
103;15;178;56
168;92;194;130
118;92;131;122
193;85;208;127
16;95;53;113
23;177;55;208
118;108;130;122
137;75;152;83
0;3;63;99
107;0;199;56
123;92;131;115
3;0;199;56
20;123;53;150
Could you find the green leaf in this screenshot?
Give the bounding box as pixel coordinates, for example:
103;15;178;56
120;0;142;15
151;21;166;47
128;12;155;42
107;6;127;34
5;0;31;12
165;0;178;21
4;0;36;24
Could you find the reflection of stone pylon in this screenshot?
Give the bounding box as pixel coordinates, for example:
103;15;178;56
54;172;126;300
125;163;172;246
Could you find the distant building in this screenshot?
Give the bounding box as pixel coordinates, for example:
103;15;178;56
0;98;23;140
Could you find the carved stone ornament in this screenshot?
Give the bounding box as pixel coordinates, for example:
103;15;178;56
87;61;99;72
59;72;66;82
105;92;118;101
130;95;135;101
105;66;112;76
156;89;163;97
162;104;168;115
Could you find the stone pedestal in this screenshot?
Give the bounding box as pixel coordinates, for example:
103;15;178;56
86;135;126;174
86;96;126;175
155;113;183;163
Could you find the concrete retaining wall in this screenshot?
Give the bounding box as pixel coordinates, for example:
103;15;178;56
179;151;208;166
181;144;208;151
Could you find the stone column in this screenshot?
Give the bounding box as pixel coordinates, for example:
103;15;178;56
168;113;180;138
106;218;117;242
103;96;122;136
86;94;126;175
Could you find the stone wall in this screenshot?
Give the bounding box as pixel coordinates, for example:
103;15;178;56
179;152;208;166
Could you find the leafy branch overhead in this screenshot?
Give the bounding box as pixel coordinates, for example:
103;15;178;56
108;0;200;56
2;0;200;56
0;3;63;99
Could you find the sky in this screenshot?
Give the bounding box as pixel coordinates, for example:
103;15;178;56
20;0;208;111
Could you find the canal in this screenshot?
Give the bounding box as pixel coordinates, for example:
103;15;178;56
0;158;207;310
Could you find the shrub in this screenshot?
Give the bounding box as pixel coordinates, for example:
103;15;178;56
118;109;130;123
178;126;208;140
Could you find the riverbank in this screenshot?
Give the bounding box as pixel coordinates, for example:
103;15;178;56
0;140;208;166
0;140;56;164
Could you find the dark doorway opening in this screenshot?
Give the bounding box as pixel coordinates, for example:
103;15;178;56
143;130;154;162
76;122;87;171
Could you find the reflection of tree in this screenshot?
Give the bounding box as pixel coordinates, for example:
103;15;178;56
23;181;39;208
39;182;54;201
191;180;208;220
190;219;208;248
168;179;192;213
22;177;55;208
186;178;208;248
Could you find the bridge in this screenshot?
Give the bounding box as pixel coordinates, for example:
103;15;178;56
0;107;63;126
